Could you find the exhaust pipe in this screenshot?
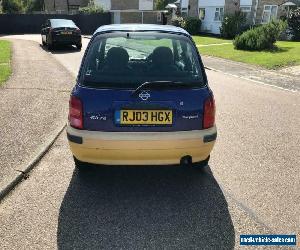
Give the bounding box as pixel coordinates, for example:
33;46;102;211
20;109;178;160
180;155;192;166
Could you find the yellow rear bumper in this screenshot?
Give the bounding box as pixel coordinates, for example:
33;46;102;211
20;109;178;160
67;126;217;165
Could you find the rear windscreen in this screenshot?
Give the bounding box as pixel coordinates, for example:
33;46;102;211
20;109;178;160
80;32;205;89
50;19;76;28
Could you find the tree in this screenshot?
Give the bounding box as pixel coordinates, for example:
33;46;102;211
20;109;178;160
288;8;300;40
79;0;104;14
220;11;247;39
2;0;23;13
25;0;44;13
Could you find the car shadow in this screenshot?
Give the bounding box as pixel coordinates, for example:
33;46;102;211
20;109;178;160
39;44;80;54
57;165;235;249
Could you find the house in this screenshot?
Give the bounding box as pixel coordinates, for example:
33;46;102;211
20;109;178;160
197;0;239;34
177;0;299;34
44;0;89;13
43;0;165;24
95;0;165;24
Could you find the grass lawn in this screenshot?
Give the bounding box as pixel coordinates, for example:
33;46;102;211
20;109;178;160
193;35;300;69
192;35;232;45
0;40;12;85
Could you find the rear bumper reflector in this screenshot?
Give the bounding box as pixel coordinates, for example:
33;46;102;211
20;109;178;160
203;133;217;143
67;133;83;144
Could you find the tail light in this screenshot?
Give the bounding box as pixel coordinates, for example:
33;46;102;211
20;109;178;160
75;28;81;33
69;96;83;129
203;95;215;129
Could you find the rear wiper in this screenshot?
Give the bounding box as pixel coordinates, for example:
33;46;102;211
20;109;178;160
131;81;192;97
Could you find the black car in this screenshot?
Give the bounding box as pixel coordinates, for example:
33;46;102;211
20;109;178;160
41;19;82;50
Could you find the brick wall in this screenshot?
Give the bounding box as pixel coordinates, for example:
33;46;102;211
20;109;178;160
120;12;141;22
111;0;139;10
44;0;89;11
119;11;162;24
143;12;162;24
44;0;66;11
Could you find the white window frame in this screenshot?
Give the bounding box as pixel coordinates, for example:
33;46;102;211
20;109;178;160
181;7;188;17
199;8;205;20
214;7;224;22
240;5;251;20
261;5;278;23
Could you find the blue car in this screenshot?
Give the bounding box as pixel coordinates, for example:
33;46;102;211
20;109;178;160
67;24;216;170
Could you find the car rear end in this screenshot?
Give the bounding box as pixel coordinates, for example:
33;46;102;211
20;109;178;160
50;19;81;47
67;26;216;166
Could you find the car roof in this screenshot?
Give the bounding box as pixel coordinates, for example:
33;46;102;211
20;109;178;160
93;24;190;36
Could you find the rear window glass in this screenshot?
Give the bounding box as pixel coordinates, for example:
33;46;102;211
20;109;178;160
81;32;205;89
50;19;76;28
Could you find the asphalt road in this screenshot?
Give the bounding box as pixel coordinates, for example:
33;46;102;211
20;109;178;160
0;35;299;249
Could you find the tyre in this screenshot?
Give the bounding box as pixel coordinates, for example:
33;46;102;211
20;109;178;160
47;41;53;50
192;155;210;169
46;36;53;50
76;43;82;50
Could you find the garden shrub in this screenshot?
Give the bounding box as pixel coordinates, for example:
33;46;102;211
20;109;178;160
171;17;201;35
220;11;247;39
171;16;184;27
288;8;300;41
234;20;287;51
79;0;104;14
2;0;23;13
25;0;44;13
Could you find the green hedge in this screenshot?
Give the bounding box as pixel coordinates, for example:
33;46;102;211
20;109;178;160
234;20;287;51
171;17;201;35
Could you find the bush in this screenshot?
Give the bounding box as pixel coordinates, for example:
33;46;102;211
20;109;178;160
2;0;23;13
288;8;300;41
79;0;104;14
25;0;43;13
220;11;247;39
234;20;287;51
171;16;201;35
155;0;170;10
184;17;201;35
171;16;184;27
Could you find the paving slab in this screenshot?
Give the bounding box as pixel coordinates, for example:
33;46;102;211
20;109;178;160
0;39;74;196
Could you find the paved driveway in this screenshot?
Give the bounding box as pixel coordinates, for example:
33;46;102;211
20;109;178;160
0;38;74;196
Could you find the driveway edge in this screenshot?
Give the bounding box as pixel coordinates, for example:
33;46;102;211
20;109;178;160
204;65;298;93
0;124;66;201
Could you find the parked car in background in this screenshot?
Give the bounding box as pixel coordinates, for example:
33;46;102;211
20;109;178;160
41;19;82;50
67;24;217;171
